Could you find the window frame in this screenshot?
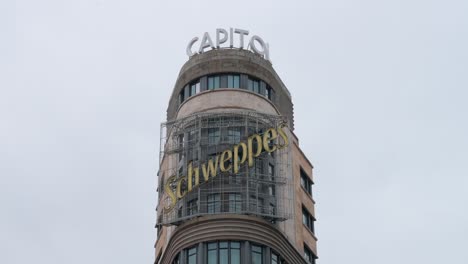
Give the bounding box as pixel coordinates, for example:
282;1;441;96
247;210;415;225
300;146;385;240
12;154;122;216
302;205;315;233
227;74;240;88
207;193;221;213
207;241;241;264
303;244;315;264
251;244;263;264
300;167;313;197
187;246;198;264
208;75;220;90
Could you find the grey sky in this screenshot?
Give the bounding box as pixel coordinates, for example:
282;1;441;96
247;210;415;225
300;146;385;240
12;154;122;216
1;0;467;263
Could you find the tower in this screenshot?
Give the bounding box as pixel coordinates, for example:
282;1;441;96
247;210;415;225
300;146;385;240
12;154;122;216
155;29;317;264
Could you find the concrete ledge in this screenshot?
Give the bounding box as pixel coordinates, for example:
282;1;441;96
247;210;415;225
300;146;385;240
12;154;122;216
176;88;281;119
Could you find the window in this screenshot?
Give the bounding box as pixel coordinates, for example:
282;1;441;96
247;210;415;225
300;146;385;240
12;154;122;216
248;78;260;93
187;198;198;216
208;128;220;144
178;134;184;161
190;81;200;96
230;242;240;264
302;206;315;233
179;91;185;104
251;244;263;264
227;127;241;143
304;244;315;264
271;252;279;264
268;164;274;179
249;159;263;178
227;74;240;88
269;202;276;215
207;241;240;264
172;253;180;264
265;86;273;100
207;194;221;213
229;193;241;212
208;76;220;90
300;168;313;196
187;246;197;264
188;129;198;146
268;164;275;196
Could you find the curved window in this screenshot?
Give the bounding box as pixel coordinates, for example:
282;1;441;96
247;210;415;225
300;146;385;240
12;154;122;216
304;244;316;264
248;77;260;93
175;241;286;264
251;244;263;264
208;75;221;90
207;241;241;264
187;246;197;264
207;194;221;213
178;73;275;104
227;74;240;88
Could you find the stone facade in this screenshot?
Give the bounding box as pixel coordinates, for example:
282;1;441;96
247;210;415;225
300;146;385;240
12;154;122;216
155;48;317;264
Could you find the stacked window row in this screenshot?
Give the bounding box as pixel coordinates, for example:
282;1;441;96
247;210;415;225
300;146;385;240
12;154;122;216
172;241;290;264
178;73;275;104
178;190;278;219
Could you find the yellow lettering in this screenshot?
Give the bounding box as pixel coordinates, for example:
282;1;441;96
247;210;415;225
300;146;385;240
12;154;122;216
187;161;200;192
176;177;187;198
248;134;263;167
233;142;247;173
263;128;278;153
201;156;219;181
277;124;289;149
164;175;177;211
220;150;232;172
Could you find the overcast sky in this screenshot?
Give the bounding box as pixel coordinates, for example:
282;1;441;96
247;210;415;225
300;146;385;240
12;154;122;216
1;0;468;263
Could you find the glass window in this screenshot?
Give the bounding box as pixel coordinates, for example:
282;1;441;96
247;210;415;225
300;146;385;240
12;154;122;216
230;242;240;264
265;86;273;100
187;198;198;216
188;129;198;146
219;242;228;264
208;76;220;90
248;78;260;93
228;127;241;143
172;253;180;264
300;168;313;196
304;245;315;264
208;194;221;213
208;128;220;145
188;246;197;264
268;164;274;178
229;193;241;212
251;245;263;264
269;203;275;215
190;81;200;96
179;91;185;104
206;241;241;264
227;74;240;88
271;252;279;264
302;206;315;232
268;164;275;195
208;242;217;264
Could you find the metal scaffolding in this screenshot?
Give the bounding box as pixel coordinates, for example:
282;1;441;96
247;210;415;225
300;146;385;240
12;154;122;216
157;111;292;225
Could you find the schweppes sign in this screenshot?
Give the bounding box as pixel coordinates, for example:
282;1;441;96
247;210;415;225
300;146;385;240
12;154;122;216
163;124;289;212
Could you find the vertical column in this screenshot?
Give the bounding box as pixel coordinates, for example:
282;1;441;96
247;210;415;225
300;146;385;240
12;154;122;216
200;76;208;91
244;241;251;264
197;243;205;264
240;74;249;90
264;247;271;264
180;249;187;264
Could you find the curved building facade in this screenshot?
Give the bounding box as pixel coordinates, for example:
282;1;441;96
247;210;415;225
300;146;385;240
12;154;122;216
155;47;317;264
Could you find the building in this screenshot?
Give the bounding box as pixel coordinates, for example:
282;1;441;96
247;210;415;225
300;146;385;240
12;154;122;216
155;31;317;264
